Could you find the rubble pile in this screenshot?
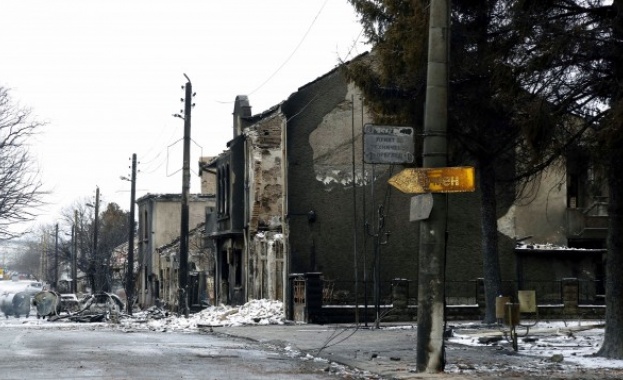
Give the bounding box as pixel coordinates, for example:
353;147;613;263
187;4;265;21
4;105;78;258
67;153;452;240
123;299;285;332
194;299;285;327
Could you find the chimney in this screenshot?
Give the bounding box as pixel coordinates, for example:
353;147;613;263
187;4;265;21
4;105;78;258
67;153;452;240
233;95;252;138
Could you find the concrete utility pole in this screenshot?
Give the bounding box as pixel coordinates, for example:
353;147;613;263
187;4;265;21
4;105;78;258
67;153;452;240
126;153;137;315
416;0;450;373
73;210;78;294
91;186;100;293
41;235;46;284
178;74;193;317
54;223;59;290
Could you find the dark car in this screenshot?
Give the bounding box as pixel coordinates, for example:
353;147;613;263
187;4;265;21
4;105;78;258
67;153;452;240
60;294;81;313
80;293;125;316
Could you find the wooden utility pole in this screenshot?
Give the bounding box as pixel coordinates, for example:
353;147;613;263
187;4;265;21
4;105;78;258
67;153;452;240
126;153;137;315
416;0;449;373
178;74;193;317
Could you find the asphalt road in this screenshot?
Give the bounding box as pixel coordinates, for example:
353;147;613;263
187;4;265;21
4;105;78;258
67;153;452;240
0;324;336;380
4;312;623;380
215;323;623;380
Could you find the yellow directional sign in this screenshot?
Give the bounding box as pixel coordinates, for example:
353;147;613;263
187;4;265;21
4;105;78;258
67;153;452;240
388;166;476;194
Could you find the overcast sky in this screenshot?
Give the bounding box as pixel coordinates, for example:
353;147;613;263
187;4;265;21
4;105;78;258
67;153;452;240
0;0;368;235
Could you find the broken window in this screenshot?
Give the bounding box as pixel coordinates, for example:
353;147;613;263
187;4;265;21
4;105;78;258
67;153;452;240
225;163;230;215
143;210;149;240
275;241;284;301
260;242;268;298
217;163;231;218
234;249;242;287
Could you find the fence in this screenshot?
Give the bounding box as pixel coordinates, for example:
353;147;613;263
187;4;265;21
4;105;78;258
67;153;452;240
321;278;605;308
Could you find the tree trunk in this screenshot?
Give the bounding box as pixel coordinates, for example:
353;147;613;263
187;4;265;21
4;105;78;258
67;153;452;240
597;145;623;359
479;160;502;323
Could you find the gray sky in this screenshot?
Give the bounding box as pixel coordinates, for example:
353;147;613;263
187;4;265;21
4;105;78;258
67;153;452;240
0;0;368;234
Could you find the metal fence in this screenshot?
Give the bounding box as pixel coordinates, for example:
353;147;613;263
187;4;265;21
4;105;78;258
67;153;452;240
321;278;605;307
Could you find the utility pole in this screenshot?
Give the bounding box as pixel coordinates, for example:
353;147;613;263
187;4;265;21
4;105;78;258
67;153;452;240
90;186;100;293
73;210;78;294
416;0;450;373
126;153;137;315
41;235;46;284
54;223;59;290
178;74;193;317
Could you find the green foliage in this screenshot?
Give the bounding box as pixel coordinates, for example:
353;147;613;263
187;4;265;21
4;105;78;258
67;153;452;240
344;0;428;127
345;0;576;179
99;202;129;256
508;0;623;359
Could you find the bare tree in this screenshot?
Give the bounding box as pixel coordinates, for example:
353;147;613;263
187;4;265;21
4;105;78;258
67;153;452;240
10;238;45;281
0;87;45;239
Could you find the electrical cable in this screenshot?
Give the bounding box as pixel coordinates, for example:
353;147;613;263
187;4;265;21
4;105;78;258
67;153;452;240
213;0;334;106
246;0;330;96
342;27;365;62
139;121;178;166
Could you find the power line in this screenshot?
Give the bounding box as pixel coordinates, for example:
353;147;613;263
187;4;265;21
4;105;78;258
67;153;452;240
247;0;330;96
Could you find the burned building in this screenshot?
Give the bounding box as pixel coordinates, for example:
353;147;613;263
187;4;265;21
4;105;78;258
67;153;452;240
204;54;608;320
204;96;286;306
136;193;214;309
204;56;499;315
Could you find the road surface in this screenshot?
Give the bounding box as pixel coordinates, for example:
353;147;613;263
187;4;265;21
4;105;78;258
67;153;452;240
0;323;336;380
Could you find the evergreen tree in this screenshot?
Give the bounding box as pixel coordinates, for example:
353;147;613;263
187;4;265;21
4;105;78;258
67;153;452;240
346;0;569;323
509;0;623;360
94;202;129;293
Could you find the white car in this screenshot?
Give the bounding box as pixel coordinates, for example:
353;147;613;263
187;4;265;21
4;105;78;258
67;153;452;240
24;281;44;295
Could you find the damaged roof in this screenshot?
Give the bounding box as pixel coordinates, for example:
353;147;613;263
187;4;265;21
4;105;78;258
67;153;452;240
156;222;206;255
136;193;214;203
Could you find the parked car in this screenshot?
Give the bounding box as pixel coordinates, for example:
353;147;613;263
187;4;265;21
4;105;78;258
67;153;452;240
23;281;44;295
0;280;44;296
60;294;80;313
80;293;125;316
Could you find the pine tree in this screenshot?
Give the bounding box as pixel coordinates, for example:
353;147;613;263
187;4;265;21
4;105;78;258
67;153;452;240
509;0;623;359
346;0;570;323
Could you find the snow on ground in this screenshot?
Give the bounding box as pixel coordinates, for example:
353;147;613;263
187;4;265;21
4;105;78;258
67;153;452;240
126;299;286;331
447;318;623;371
0;298;285;330
0;299;367;379
4;296;623;374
